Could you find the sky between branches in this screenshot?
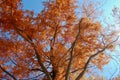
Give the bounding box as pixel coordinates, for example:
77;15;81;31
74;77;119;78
22;0;120;79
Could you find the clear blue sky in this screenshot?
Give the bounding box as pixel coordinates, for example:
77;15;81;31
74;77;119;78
22;0;120;16
22;0;45;13
22;0;120;79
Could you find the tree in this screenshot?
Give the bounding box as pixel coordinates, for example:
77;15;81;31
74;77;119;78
0;0;118;80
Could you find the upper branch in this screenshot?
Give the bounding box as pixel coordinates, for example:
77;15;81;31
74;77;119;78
65;18;84;80
10;4;52;79
75;37;119;80
11;20;52;80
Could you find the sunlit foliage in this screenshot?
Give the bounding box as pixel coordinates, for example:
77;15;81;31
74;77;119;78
0;0;118;80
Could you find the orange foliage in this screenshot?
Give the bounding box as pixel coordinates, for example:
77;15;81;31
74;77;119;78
0;0;117;80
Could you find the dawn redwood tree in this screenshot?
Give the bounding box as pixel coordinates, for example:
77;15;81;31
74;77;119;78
0;0;118;80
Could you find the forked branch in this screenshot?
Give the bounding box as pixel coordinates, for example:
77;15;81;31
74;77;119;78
65;18;84;80
10;5;52;79
75;37;119;80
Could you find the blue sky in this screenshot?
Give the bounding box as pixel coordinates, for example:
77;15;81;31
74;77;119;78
22;0;120;16
22;0;120;79
22;0;45;13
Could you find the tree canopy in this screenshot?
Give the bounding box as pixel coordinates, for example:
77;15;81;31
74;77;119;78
0;0;119;80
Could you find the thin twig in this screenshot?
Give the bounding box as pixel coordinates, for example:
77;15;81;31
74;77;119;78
0;65;17;80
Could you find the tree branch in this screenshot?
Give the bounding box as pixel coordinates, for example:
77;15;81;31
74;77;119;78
22;72;44;80
10;13;52;80
52;26;58;46
71;65;94;73
75;37;119;80
9;56;17;66
0;65;17;80
30;68;42;72
65;18;84;80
